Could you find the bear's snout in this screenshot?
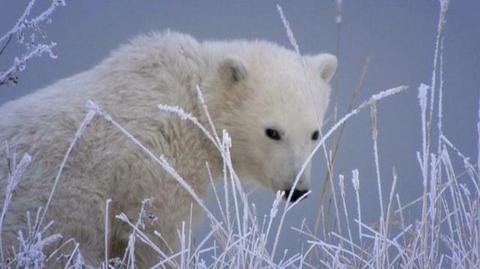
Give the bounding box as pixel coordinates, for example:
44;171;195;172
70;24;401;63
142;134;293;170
284;188;309;202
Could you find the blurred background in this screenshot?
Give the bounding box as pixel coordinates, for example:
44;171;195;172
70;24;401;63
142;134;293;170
1;0;479;261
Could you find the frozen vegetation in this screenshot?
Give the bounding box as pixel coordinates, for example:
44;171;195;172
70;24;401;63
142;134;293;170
1;0;479;268
0;0;65;87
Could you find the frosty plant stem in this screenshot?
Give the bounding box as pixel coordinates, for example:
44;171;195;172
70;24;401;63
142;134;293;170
0;0;66;45
334;0;343;95
478;96;480;177
420;0;449;263
0;0;66;86
351;169;362;242
370;103;384;228
0;144;31;264
104;198;111;268
418;83;430;264
338;174;355;258
313;56;370;243
275;3;323;129
35;109;97;236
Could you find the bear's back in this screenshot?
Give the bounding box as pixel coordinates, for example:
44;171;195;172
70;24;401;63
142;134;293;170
0;31;211;213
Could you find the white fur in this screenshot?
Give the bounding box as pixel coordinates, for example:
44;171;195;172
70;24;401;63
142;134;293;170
0;31;336;267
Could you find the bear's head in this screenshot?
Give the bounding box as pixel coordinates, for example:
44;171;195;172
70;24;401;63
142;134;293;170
205;42;337;202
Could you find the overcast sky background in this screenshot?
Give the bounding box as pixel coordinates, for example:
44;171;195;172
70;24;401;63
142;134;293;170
1;0;479;263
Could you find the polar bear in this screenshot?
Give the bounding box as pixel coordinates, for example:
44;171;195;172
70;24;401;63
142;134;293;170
0;31;336;267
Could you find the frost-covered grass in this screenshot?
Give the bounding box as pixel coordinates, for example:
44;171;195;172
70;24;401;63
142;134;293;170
1;0;480;268
0;0;65;87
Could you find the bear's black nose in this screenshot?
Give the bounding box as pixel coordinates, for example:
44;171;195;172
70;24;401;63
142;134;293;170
284;188;309;202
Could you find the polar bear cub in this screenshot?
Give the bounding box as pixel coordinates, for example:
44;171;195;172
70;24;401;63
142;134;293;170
0;31;336;267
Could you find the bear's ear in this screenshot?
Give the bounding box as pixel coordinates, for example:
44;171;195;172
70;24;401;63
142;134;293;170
306;53;338;82
219;57;247;84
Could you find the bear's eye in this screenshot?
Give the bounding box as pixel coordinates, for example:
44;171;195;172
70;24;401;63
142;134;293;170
265;128;281;141
311;130;319;141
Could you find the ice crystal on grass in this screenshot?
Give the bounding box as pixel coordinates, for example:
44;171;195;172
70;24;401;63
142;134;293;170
0;0;66;87
0;143;32;264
